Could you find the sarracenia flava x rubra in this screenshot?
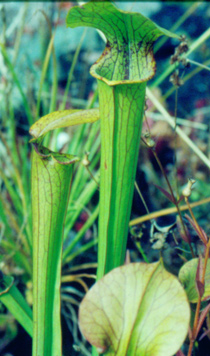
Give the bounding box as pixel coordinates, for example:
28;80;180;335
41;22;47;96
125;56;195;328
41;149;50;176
66;0;179;279
29;2;179;355
31;144;79;356
30;109;98;356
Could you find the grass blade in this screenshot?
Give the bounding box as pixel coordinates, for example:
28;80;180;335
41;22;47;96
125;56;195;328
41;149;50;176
0;275;33;337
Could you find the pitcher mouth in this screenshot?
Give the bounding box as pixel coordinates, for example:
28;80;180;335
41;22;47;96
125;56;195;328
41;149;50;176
67;2;179;87
90;48;157;87
88;21;158;87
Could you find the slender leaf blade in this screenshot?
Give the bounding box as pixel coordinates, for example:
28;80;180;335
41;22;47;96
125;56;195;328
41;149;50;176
0;275;33;337
154;183;175;203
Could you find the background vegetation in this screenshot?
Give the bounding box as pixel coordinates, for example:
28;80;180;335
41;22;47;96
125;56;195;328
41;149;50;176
0;2;210;355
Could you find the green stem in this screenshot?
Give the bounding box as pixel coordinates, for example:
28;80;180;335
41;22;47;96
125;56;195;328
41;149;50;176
97;80;146;278
31;145;78;356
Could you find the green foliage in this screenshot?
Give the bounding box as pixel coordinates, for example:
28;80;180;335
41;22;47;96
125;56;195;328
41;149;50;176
179;258;210;303
0;5;101;351
0;275;33;337
79;261;190;356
